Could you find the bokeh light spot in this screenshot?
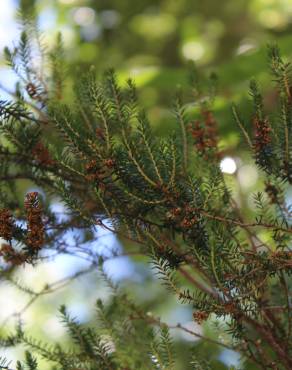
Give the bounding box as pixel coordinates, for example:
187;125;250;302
73;7;96;26
182;41;205;61
220;157;237;174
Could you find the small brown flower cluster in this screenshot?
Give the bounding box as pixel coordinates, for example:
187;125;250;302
180;217;197;229
85;159;106;185
166;205;198;229
189;120;205;150
193;310;209;324
189;110;219;159
166;207;182;220
202;110;218;149
32;142;54;166
0;243;26;265
253;116;272;153
85;158;114;191
85;160;99;181
25;192;44;250
224;302;237;314
0;208;13;241
103;158;115;168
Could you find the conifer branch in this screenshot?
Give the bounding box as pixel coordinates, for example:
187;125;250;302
1;21;292;369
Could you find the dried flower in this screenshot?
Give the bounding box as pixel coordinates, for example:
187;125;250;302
0;208;14;241
104;158;115;168
85;159;98;172
0;243;26;265
171;207;182;216
85;159;106;182
25;192;44;250
32;142;54;166
188;109;219;159
193;310;209;324
253;116;272;153
252;116;273;171
189;120;206;152
180;217;197;228
202;109;218;150
224;302;237;314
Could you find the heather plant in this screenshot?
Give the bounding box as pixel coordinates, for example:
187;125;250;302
0;6;291;370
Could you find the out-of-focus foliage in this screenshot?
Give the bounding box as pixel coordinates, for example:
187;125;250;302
45;0;292;69
4;0;292;137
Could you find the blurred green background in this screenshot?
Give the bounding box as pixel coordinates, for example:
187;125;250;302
0;0;292;368
2;0;292;144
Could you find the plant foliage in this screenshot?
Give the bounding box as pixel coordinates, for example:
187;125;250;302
0;6;292;370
